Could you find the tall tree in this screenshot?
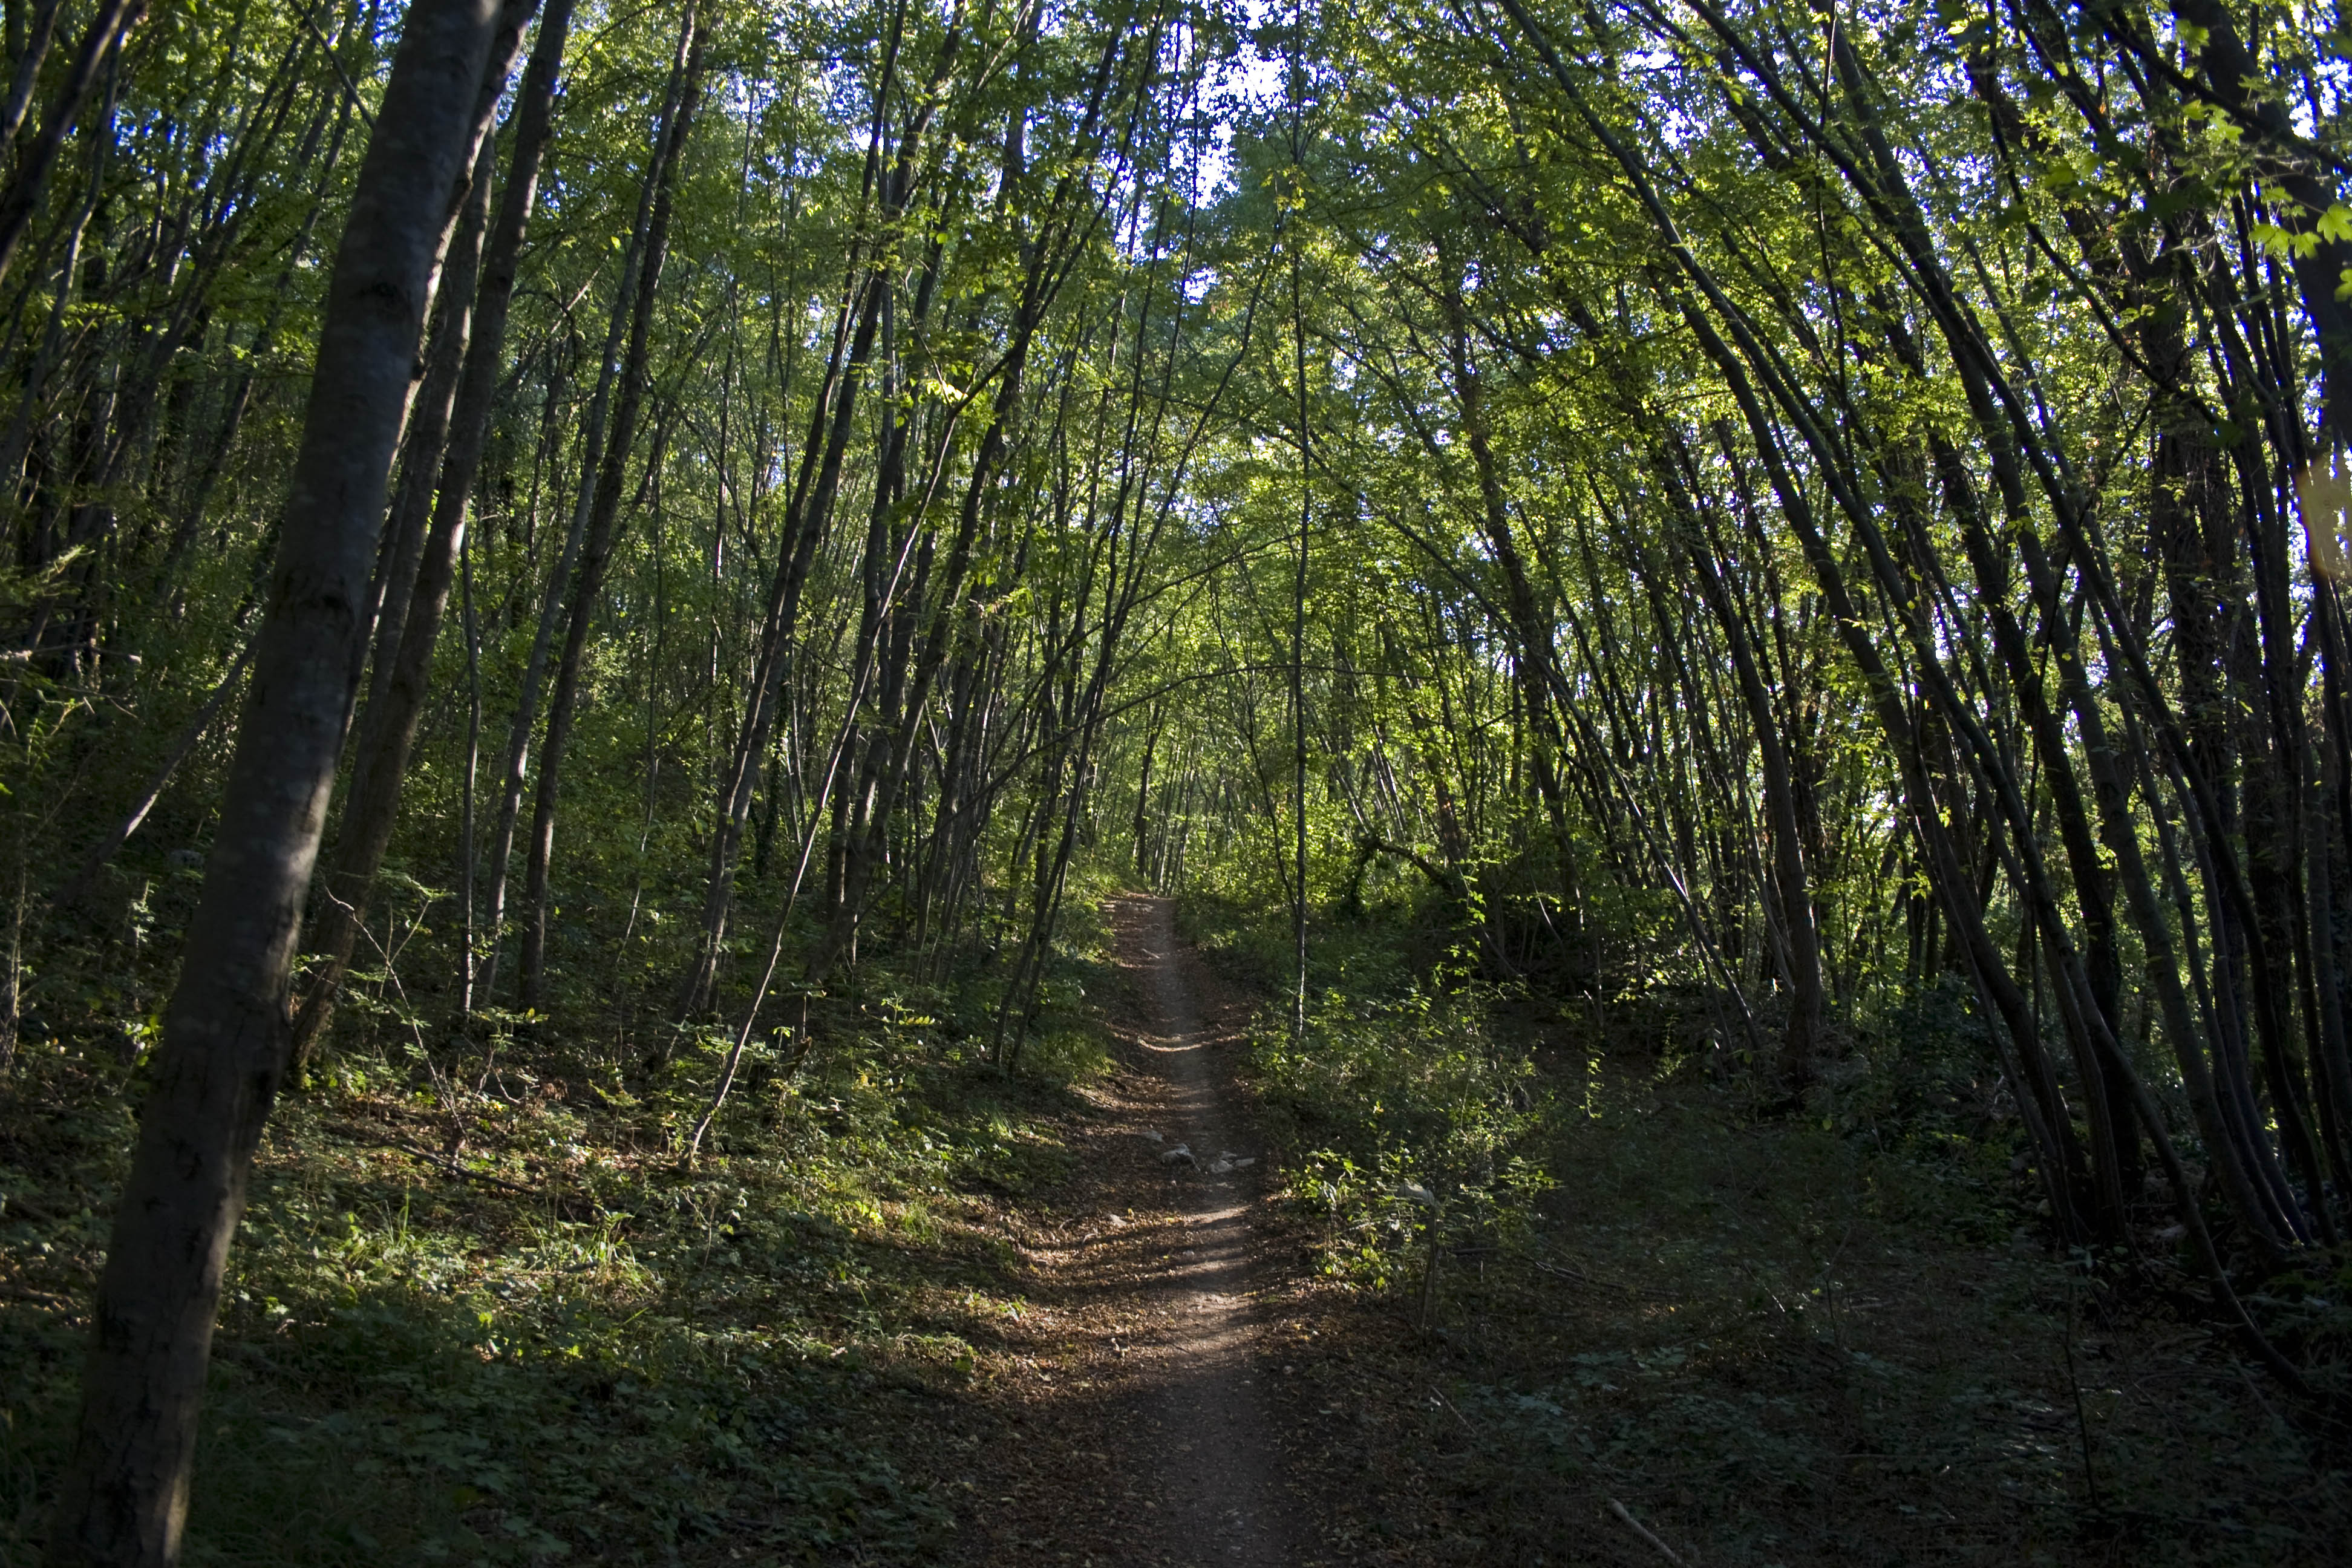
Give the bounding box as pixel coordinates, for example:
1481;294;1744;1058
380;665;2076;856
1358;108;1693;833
290;0;578;1063
48;0;535;1560
517;5;705;1010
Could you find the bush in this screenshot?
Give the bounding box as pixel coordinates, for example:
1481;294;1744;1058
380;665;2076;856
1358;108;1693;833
1250;984;1553;1290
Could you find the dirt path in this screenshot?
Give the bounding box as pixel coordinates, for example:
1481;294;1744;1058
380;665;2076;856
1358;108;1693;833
961;895;1306;1566
1110;895;1293;1564
943;899;2352;1568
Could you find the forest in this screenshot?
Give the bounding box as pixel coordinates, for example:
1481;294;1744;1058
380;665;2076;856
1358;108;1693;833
3;0;2352;1561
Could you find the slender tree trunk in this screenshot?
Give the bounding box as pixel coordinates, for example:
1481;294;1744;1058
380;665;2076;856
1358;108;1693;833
670;58;957;1024
50;2;520;1559
477;25;686;1008
0;0;64;155
0;0;145;290
1132;699;1161;875
518;11;704;1008
289;0;575;1062
1289;186;1310;1046
459;519;485;1014
1667;454;1823;1087
672;258;887;1022
353;177;487;731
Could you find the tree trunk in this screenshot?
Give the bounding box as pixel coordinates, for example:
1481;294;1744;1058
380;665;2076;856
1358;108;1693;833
1667;450;1824;1088
477;16;690;1008
671;260;888;1023
517;11;704;1008
0;0;144;290
289;0;575;1062
50;2;521;1560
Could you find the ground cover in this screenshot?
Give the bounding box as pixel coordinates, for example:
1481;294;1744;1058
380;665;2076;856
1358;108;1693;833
5;893;2350;1566
0;941;1117;1564
1185;897;2352;1567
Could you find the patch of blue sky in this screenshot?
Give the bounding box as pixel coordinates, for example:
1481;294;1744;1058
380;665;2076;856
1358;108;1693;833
1191;0;1312;197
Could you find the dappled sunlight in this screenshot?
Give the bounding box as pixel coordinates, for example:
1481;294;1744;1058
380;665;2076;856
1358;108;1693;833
10;0;2352;1558
944;893;1301;1565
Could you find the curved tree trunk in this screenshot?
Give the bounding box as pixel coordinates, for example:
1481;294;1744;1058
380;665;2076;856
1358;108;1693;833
1666;451;1824;1089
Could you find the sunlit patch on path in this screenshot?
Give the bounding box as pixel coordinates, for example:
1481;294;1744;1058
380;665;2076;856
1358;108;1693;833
955;896;1306;1566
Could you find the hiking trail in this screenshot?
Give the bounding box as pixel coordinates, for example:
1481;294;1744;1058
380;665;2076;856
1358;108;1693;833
959;895;1308;1566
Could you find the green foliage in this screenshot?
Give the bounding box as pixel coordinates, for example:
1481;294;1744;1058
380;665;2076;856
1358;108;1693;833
0;922;1133;1562
1252;981;1554;1290
10;0;2352;1546
1372;1055;2352;1567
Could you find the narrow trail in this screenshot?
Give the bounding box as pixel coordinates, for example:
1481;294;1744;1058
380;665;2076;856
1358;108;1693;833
947;895;2352;1568
1108;895;1293;1564
962;895;1308;1566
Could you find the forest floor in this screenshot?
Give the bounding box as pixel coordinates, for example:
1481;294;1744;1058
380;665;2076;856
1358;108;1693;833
4;895;2349;1564
940;897;2352;1568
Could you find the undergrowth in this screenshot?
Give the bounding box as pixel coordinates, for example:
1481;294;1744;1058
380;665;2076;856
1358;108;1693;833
1370;1069;2352;1566
1186;889;1557;1291
10;878;2351;1565
0;904;1122;1565
1181;889;2352;1565
1255;985;1551;1293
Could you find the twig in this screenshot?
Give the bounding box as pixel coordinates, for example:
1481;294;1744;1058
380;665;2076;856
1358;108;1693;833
1;1189;61;1223
0;1281;76;1308
1429;1384;1476;1436
48;638;252;909
1607;1498;1693;1568
2061;1255;2102;1514
337;1126;540;1197
292;0;374;132
1532;1257;1604;1287
1416;1214;1443;1329
1533;1256;1674;1301
681;992;808;1171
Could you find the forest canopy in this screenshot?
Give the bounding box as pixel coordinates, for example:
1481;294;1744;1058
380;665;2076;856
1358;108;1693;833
4;0;2352;1560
